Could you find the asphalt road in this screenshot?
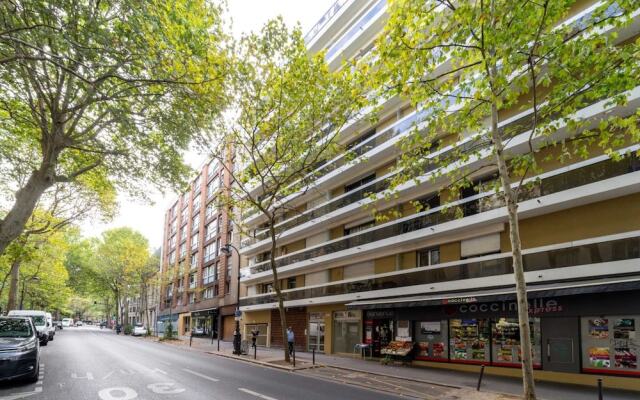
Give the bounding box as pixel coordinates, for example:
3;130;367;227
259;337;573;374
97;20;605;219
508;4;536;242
0;326;404;400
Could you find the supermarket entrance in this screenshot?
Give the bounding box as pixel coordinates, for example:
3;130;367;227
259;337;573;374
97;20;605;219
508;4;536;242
541;317;580;373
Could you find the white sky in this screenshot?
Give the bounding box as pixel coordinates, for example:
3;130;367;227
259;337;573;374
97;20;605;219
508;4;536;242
80;0;335;250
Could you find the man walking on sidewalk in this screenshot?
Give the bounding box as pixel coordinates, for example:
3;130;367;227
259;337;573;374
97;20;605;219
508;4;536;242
287;326;295;357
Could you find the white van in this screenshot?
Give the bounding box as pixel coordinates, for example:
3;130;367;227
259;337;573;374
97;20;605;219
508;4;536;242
62;318;73;327
8;310;49;345
45;312;55;341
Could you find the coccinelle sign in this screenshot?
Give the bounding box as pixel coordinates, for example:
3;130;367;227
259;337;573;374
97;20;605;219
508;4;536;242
451;298;563;315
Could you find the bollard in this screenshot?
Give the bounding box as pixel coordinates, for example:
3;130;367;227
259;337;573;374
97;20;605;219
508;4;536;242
313;348;315;365
597;378;603;400
254;343;257;360
217;336;220;352
190;334;193;347
476;365;485;391
293;348;296;368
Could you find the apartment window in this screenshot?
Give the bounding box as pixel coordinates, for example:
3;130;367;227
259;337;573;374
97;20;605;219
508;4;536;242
219;171;225;189
168;251;176;264
214;284;219;296
417;193;440;211
169;235;176;249
204;243;215;263
203;287;214;299
226;257;232;279
206;221;217;241
180;207;188;224
179;243;186;258
206;202;217;219
194;175;201;193
207;178;218;199
208;159;218;175
192;214;200;232
193;195;201;212
344;220;375;236
190;253;199;269
203;266;214;284
225;280;230;294
171;204;177;219
344;173;376;193
287;277;296;289
261;283;274;294
191;234;199;251
418;247;440;267
170;220;177;234
217;216;222;234
214;261;220;281
189;273;196;289
216;237;221;256
346;128;375;150
188;292;195;304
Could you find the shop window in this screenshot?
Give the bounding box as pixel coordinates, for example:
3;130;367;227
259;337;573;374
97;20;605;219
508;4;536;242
581;315;639;373
491;318;541;367
415;321;448;360
418;247;440;267
333;311;362;354
449;319;490;362
245;323;268;346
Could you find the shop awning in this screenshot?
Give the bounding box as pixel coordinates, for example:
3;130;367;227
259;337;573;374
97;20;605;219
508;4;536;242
345;276;640;310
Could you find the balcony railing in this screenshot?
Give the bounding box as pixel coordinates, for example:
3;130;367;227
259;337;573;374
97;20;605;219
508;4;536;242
249;153;639;275
325;0;386;61
305;0;349;44
240;235;640;306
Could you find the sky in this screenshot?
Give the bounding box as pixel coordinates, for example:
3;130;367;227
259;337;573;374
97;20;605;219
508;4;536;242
80;0;335;250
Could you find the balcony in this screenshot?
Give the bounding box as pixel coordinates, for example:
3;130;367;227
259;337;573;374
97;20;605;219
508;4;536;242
248;152;640;276
241;2;636;229
240;234;640;307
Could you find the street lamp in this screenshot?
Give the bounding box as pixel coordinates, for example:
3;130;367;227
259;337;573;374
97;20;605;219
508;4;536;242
220;243;241;355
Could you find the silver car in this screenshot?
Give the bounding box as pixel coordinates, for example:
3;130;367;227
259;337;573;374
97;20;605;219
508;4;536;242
0;317;40;383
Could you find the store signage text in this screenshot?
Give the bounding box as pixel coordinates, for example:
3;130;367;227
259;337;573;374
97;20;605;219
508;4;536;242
442;297;478;305
458;299;563;314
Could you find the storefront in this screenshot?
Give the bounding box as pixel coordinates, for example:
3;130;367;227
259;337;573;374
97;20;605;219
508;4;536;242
157;313;179;335
191;308;218;337
333;310;362;354
308;312;327;352
364;310;395;357
351;286;640;377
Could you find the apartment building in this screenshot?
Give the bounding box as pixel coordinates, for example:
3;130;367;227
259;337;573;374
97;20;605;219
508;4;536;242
238;0;640;385
159;154;239;339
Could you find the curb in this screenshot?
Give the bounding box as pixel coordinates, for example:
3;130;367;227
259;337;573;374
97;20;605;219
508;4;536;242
205;350;322;372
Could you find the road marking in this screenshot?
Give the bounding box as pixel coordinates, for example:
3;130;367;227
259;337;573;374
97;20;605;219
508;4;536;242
147;382;185;394
98;387;138;400
71;372;94;380
150;368;167;375
238;388;279;400
181;368;219;382
118;369;135;375
102;371;115;380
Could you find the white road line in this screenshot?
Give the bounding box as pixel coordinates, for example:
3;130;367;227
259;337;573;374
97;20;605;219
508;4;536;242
181;368;219;382
238;388;279;400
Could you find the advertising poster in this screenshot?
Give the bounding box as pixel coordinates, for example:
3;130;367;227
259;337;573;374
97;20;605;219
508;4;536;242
432;342;445;358
589;347;611;368
614;347;638;369
588;319;609;339
421;321;441;335
614;319;635;339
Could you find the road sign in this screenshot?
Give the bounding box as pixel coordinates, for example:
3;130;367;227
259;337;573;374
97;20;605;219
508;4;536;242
234;309;242;318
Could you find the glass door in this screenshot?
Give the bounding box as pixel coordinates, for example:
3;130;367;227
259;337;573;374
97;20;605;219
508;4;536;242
308;322;325;352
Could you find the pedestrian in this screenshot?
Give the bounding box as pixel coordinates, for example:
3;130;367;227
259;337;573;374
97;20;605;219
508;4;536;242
251;328;259;348
287;326;295;357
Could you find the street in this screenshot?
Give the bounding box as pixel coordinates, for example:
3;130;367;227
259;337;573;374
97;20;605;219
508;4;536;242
0;327;404;400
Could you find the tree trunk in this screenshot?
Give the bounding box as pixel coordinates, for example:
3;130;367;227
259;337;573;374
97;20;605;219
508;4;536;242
490;101;537;400
0;167;56;257
115;288;121;325
268;219;290;362
6;259;21;311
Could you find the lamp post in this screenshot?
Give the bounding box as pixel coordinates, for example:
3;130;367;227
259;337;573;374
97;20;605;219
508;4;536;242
220;243;241;355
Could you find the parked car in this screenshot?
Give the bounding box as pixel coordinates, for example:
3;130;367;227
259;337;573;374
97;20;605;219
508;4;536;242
191;327;205;336
61;318;73;328
132;323;147;336
45;312;55;341
75;321;83;327
54;321;63;330
0;316;40;383
7;310;49;346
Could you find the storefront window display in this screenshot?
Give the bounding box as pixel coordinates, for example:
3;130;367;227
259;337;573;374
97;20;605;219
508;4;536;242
415;320;448;361
581;315;639;374
333;310;361;354
449;319;490;362
245;323;268;347
491;318;541;367
364;310;394;357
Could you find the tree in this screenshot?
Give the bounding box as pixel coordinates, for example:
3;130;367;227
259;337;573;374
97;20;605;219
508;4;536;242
0;0;229;256
213;18;366;362
374;1;639;398
92;228;150;326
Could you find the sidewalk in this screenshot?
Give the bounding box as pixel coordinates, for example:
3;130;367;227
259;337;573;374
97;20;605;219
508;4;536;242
173;337;638;400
